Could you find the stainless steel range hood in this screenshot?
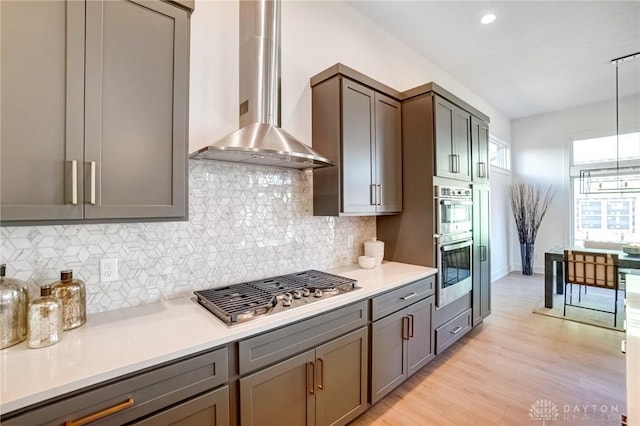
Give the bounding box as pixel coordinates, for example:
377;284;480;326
190;0;333;170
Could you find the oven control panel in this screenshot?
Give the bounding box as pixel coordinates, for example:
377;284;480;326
436;185;472;199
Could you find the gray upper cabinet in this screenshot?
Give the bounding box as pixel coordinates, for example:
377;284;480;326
0;0;189;224
1;0;85;221
434;96;471;182
471;117;490;183
311;65;402;216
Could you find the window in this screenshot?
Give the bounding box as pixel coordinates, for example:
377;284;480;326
489;136;510;170
571;132;640;246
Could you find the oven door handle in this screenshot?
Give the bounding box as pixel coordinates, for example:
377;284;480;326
439;199;473;206
441;239;473;252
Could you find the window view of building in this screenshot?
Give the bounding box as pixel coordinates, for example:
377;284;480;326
572;132;640;246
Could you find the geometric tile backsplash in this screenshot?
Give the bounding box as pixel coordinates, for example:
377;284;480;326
0;160;376;314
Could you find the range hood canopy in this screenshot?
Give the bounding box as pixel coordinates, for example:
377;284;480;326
190;0;333;170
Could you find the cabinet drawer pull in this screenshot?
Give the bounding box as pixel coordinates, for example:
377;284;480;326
70;160;78;205
90;161;96;205
65;397;134;426
455;155;461;173
307;362;315;394
402;316;410;340
449;155;455;173
450;326;463;335
376;185;381;205
401;292;417;301
478;161;487;178
408;314;414;338
370;184;376;206
317;357;324;390
480;245;487;262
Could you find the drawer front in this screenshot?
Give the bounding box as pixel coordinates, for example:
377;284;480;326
371;276;435;321
2;347;229;426
435;308;472;354
238;300;368;375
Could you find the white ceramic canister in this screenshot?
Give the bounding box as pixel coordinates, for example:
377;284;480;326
364;238;384;265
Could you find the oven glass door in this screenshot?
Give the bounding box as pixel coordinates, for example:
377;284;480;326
438;199;472;234
438;239;473;307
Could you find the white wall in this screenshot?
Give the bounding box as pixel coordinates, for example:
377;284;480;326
511;94;640;273
490;167;512;280
188;0;512;154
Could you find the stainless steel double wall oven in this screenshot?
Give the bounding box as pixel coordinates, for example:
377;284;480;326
434;185;473;308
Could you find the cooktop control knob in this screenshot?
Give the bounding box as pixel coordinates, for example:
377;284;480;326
282;294;292;307
314;289;323;298
292;290;302;299
302;288;310;297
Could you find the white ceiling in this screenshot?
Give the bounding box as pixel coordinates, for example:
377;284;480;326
345;1;640;120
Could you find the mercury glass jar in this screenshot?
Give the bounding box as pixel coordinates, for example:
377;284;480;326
51;270;86;330
27;285;63;349
0;264;29;349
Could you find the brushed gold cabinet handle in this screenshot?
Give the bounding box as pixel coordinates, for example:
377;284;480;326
308;362;315;394
317;357;324;390
402;316;410;340
90;161;96;205
65;398;134;426
71;160;78;205
408;314;414;338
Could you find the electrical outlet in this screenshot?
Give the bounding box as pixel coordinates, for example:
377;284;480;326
347;235;354;249
100;258;118;282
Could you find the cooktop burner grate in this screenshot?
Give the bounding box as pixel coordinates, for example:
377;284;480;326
194;270;358;324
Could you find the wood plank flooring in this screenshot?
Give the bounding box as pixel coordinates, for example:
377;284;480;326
352;272;626;425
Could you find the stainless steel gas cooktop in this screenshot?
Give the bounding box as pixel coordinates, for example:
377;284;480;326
194;270;359;325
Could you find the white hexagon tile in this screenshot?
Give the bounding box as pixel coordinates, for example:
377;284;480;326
0;160;376;314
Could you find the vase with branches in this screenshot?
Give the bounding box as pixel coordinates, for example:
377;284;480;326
507;183;556;275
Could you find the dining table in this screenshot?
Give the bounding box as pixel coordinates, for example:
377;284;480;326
544;246;640;308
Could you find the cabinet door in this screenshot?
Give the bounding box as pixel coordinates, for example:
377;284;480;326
472;186;491;326
452;108;471;181
434;96;471;182
471;117;490;183
406;296;435;377
434;96;456;179
240;350;315;426
132;386;230;426
374;93;402;214
0;0;85;221
370;309;407;404
84;0;188;220
341;79;376;215
315;327;368;426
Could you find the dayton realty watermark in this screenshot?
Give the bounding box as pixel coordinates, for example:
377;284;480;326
529;399;620;424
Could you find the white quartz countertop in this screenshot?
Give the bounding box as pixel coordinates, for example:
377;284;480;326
0;261;436;415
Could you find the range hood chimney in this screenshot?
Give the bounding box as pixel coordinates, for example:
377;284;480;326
190;0;333;170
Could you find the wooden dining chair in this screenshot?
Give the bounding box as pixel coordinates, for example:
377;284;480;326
563;250;619;327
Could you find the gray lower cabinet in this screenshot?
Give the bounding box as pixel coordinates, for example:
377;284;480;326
311;68;402;216
435;308;472;354
472;185;491;326
133;386;230;426
0;347;229;426
0;0;189;224
240;327;368;426
370;295;435;404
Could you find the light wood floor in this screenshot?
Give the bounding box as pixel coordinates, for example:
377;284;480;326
352;272;626;426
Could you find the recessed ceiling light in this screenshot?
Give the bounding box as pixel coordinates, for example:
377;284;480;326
481;14;496;25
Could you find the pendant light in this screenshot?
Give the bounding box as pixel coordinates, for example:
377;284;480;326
579;51;640;194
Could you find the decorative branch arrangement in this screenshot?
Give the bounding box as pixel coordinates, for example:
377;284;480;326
507;183;556;244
